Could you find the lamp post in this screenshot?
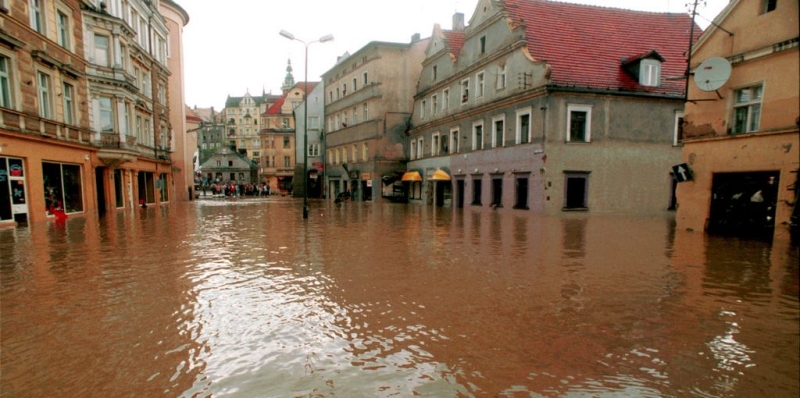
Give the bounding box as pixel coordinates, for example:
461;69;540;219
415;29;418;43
279;30;333;219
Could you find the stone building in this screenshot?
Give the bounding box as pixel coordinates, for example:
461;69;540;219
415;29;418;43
408;0;699;214
323;36;429;202
292;80;325;199
677;0;799;239
1;0;185;226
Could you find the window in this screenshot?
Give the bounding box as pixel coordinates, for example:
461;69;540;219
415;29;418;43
42;162;84;214
342;82;347;96
440;132;449;154
410;140;417;160
37;71;53;119
421;99;427;119
472;178;482;205
362;142;368;161
515;108;531;144
0;55;13;108
564;172;589;210
732;84;762;134
567;104;592;142
94;34;110;67
497;65;507;90
476;72;485;98
62;82;75;125
472;122;484;150
673;111;684;146
450;128;460;154
362;71;368;86
417;137;424;159
763;0;777;13
491;177;502;207
514;177;529;210
480;36;486;54
99;97;113;132
57;10;70;49
30;0;45;33
352;107;358;124
461;79;469;104
362;102;368;121
640;59;661;87
284;156;290;167
283;137;290;148
432;133;440;156
352;77;357;92
310;143;321;156
492;116;505;148
432;94;438;115
342;147;348;163
443;88;450;110
352;144;357;161
432;65;437;81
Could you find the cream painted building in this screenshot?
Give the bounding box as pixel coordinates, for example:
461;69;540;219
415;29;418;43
678;0;799;239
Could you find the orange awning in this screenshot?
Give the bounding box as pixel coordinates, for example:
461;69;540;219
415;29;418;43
430;169;451;181
401;171;422;181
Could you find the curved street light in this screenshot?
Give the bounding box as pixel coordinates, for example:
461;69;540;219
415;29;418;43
279;30;333;220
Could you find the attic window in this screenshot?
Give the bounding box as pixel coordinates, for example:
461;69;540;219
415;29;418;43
640;59;661;87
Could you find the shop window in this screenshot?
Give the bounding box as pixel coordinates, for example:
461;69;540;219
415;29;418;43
42;162;84;214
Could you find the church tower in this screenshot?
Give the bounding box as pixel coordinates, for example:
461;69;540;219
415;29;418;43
281;59;295;94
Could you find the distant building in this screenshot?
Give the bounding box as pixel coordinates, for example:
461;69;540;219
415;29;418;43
677;0;799;239
293;81;326;199
323;36;429;202
223;90;280;161
408;0;699;213
198;147;257;184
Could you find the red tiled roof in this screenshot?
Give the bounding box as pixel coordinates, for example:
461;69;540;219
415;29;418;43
264;96;285;115
502;0;702;96
443;30;466;59
263;81;318;115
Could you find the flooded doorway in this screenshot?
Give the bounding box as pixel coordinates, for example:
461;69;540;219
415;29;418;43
708;171;779;238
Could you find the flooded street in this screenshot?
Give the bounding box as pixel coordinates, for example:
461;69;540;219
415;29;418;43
1;199;798;397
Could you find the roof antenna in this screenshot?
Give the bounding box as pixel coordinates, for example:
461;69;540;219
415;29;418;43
683;0;704;103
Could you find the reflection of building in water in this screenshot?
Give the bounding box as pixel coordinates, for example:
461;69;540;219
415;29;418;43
678;0;799;240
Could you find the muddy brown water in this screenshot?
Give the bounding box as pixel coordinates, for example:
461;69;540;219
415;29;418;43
1;199;797;397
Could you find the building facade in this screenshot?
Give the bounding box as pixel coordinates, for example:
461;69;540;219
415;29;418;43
1;0;183;226
408;0;698;214
677;0;799;239
259;82;307;195
292;81;324;199
223;90;278;162
323;37;429;202
159;0;191;201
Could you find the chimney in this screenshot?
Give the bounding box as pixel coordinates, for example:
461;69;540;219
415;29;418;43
453;12;465;31
411;33;421;43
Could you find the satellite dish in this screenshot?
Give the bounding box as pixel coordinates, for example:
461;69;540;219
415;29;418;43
694;57;732;92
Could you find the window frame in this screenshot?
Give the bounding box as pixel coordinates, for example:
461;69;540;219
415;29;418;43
673;111;684;146
563;171;590;210
62;81;75;125
431;94;438;115
0;52;16;109
416;137;424;159
36;70;54;119
56;8;71;50
515;107;532;144
640;59;661;87
476;71;485;98
94;33;111;68
432;132;440;156
566;104;592;143
492;115;505;148
460;79;469;104
472;121;484;151
30;0;45;34
450;127;460;154
496;64;507;90
731;83;763;134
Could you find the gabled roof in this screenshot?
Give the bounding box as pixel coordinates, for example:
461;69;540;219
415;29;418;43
442;30;466;59
502;0;702;96
263;81;319;116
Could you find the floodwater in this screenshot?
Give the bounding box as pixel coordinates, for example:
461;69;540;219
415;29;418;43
1;198;798;397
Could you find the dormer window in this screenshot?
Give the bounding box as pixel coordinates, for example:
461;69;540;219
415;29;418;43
640;59;661;87
622;50;664;88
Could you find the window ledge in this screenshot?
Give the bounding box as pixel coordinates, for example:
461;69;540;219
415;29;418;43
562;207;588;212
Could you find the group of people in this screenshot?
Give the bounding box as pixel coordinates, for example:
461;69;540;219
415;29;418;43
202;181;271;198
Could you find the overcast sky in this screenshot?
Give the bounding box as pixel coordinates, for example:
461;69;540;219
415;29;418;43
179;0;730;111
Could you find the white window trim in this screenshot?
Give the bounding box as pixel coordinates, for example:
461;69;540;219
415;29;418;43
55;7;72;51
410;140;417;160
567;104;593;143
496;64;507;90
36;69;53;119
460;79;469;105
0;50;19;110
431;94;438;115
492;115;505;148
515;107;532;144
30;0;45;34
640;59;661;87
472;121;484;151
732;83;764;134
420;99;427;120
450;127;460;154
442;88;450;111
417;137;424;159
432;132;440;156
673;111;684;146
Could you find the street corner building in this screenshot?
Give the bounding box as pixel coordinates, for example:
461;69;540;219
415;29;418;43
0;0;192;226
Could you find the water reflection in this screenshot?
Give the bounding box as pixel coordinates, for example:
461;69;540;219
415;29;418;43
0;200;797;397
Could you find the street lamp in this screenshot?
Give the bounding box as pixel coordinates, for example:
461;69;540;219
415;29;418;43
279;30;333;220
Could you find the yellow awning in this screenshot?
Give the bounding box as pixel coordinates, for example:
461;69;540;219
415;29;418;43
430;169;451;181
401;171;422;181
